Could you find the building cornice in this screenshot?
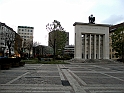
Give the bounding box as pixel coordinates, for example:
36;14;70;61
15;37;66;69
73;22;110;27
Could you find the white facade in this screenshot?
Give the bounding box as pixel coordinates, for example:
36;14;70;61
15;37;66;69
17;26;34;41
73;22;110;59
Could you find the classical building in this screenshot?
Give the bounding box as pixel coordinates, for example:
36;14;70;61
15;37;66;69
109;22;124;60
0;22;15;56
73;22;110;59
17;26;34;57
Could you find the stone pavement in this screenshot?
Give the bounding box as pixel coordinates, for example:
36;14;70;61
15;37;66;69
0;62;124;93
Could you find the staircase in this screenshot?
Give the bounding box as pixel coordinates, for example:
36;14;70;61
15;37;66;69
69;58;119;63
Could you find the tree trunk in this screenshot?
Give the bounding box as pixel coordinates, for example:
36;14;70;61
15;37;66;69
53;39;56;61
8;47;11;57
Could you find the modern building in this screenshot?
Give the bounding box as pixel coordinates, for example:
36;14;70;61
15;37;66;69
17;26;34;57
0;22;15;56
17;26;34;41
35;45;53;57
64;45;74;58
109;22;124;60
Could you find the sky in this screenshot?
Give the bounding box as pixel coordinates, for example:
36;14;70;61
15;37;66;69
0;0;124;46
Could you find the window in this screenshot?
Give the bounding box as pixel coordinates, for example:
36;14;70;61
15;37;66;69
112;54;114;58
112;49;114;52
1;43;4;45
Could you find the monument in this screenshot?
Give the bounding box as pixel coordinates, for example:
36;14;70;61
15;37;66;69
73;15;110;59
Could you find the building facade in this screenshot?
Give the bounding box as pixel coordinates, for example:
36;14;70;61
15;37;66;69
14;33;23;57
17;26;34;41
35;45;53;57
109;22;124;60
64;45;74;58
17;26;34;57
0;22;15;56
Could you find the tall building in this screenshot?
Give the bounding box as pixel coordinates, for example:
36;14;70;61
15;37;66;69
0;22;15;56
17;26;34;57
109;22;124;60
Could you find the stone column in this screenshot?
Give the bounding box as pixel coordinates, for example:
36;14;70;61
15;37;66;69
98;35;100;59
103;34;109;59
89;34;91;59
74;31;82;59
94;34;96;59
84;34;87;59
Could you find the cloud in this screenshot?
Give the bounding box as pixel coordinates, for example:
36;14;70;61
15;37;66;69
101;15;124;25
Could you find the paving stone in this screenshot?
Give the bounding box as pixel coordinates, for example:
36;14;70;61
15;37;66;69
0;62;124;93
80;77;124;84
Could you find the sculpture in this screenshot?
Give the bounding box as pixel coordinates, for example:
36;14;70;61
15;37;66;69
89;14;95;24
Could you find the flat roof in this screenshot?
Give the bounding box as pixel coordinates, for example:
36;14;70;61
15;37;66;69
18;26;34;29
73;22;110;27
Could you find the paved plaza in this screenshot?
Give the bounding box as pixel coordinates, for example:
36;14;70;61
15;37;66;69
0;61;124;93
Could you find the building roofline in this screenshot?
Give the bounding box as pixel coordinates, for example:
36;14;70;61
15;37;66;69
73;22;110;27
0;22;15;32
18;26;34;29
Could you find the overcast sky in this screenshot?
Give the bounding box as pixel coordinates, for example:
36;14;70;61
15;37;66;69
0;0;124;46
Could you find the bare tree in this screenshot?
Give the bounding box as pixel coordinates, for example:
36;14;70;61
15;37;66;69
33;41;40;47
23;39;33;58
4;29;15;57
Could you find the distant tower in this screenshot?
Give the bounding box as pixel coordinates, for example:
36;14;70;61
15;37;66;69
89;14;95;24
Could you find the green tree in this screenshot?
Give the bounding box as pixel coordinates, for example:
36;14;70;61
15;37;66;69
111;27;124;62
46;20;67;60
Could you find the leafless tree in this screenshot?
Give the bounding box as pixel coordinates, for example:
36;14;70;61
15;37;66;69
4;29;15;57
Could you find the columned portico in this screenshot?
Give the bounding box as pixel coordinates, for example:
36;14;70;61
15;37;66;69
73;22;110;60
